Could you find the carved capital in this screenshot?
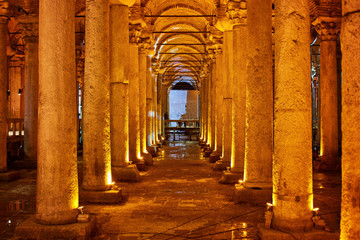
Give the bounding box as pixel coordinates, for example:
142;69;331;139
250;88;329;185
312;17;341;41
18;15;39;43
0;1;9;23
129;23;142;43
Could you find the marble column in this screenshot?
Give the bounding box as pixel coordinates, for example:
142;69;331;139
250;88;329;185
313;17;341;170
110;3;139;181
9;59;22;118
0;2;8;173
83;0;112;191
213;30;232;170
272;0;313;231
138;44;153;165
18;15;39;166
36;0;78;224
231;23;247;174
209;51;223;162
340;1;360;238
243;0;273;189
146;55;157;156
207;70;212;146
210;62;216;150
128;30;142;164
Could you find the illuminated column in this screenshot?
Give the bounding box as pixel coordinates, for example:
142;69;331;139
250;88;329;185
128;24;143;164
153;74;160;144
82;0;112;191
313;18;341;170
231;23;247;174
210;61;216;150
139;43;153;165
9;58;22;118
209;50;223;162
222;12;248;184
213;30;232;170
109;2;139;182
18;16;39;166
272;0;313;231
340;1;360;238
243;0;272;189
0;2;8;173
146;55;157;156
36;0;78;224
207;69;212;146
202;77;208;144
157;77;162;143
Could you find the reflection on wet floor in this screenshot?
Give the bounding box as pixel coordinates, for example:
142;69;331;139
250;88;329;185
0;141;341;239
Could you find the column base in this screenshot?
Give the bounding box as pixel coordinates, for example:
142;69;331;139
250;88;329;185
259;226;338;240
219;170;243;184
212;159;230;171
200;142;207;148
79;189;122;203
0;170;21;181
112;165;140;182
147;146;158;157
14;215;94;240
234;184;272;205
130;158;147;171
203;149;213;157
142;152;153;166
209;152;221;163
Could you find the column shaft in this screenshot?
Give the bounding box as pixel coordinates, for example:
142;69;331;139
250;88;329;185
23;33;39;164
146;56;153;146
214;52;223;153
0;14;7;172
244;0;273;187
222;30;233;163
36;0;78;224
110;4;129;168
340;1;360;238
210;63;216;149
139;49;147;153
231;24;247;173
320;40;339;168
9;62;22;118
273;0;313;231
129;43;141;162
83;0;111;190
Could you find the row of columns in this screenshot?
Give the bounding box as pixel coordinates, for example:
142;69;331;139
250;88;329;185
199;0;360;236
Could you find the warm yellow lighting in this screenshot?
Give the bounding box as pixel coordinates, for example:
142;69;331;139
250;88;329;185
312;207;320;216
241;231;247;237
77;206;84;214
266;202;273;211
106;171;112;185
241;222;247;228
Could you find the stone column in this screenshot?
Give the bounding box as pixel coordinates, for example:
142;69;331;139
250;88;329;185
146;55;157;156
36;0;78;224
231;23;247;174
0;1;8;173
340;1;360;238
313;17;341;170
18;15;39;167
82;0;113;193
272;0;313;232
9;58;22;118
213;30;233;170
109;2;139;182
209;50;223;163
128;24;143;165
138;43;153;165
210;61;216;150
243;0;273;190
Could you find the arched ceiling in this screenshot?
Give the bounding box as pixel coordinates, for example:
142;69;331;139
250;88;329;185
144;0;218;90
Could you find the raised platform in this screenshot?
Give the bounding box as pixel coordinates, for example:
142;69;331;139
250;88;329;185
219;170;243;184
112;164;140;182
0;170;21;181
234;184;272;205
79;189;122;203
14;215;94;240
259;226;339;240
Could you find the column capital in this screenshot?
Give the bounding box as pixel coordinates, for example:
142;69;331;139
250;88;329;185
18;15;39;43
312;17;341;41
129;23;142;43
0;1;9;23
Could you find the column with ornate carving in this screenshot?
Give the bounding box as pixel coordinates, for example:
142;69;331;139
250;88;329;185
0;1;8;173
18;15;39;167
340;1;360;238
109;2;140;182
313;17;341;170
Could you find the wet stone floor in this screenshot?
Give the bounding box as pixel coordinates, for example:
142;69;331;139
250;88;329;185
0;141;341;239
